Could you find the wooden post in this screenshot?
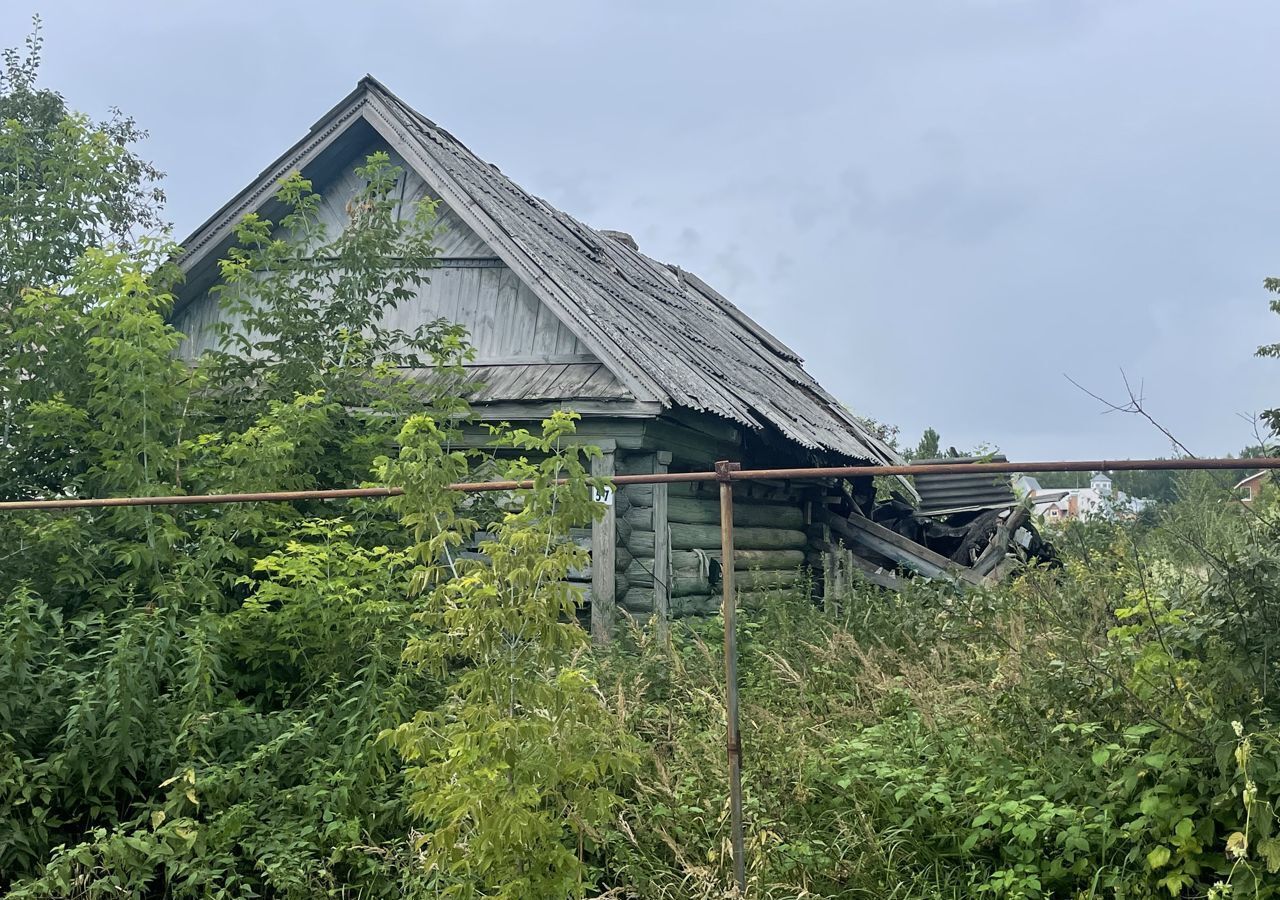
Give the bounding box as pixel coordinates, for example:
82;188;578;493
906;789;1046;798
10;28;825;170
821;524;839;617
653;451;672;642
591;449;616;645
716;460;746;894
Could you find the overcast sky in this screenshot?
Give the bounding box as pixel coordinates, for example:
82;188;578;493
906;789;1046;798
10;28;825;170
8;1;1277;459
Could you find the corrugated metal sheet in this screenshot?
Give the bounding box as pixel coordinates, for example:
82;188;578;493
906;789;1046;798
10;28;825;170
364;79;901;465
912;456;1017;517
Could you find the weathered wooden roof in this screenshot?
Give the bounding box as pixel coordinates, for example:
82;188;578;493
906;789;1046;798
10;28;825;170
176;77;901;465
418;363;630;404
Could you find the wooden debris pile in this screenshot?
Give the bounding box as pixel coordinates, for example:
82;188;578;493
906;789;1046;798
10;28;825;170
818;458;1058;593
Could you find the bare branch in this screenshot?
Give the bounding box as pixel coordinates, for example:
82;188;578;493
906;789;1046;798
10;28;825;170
1064;369;1197;459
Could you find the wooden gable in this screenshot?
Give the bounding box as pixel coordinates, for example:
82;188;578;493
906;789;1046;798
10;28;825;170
172;140;634;409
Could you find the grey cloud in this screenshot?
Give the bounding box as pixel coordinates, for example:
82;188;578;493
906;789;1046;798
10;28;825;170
8;0;1277;459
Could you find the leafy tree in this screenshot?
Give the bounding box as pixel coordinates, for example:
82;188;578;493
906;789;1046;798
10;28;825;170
0;17;164;298
1261;275;1280;435
0;58;624;893
383;414;634;899
0;18;167;496
904;426;941;461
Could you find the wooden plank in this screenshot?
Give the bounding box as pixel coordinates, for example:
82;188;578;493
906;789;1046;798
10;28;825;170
972;506;1030;578
591;450;617;645
504;278;542;356
845;550;905;590
644;449;669;641
531;288;562;355
433;202;494;256
823;512;980;587
467;266;499;357
580;365;627;399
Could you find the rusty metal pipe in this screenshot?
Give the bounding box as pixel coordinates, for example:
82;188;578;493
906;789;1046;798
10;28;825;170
1;457;1278;511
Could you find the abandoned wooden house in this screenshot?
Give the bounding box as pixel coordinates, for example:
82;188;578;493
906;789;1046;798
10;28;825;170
170;76;971;628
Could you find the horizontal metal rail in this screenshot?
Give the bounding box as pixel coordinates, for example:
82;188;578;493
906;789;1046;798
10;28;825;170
0;457;1277;511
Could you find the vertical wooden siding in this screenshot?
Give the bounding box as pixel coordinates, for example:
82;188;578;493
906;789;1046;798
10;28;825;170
173;141;594;365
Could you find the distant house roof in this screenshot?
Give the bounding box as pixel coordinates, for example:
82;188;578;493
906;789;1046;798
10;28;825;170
1235;471;1271;490
1031;489;1071;505
174;76;900;465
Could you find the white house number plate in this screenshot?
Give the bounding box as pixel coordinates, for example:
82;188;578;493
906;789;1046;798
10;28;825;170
592;486;614;506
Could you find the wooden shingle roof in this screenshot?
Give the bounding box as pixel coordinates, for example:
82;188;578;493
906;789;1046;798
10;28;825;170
177;77;900;465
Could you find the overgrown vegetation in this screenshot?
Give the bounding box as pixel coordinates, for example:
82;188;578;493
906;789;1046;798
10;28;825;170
5;19;1280;899
596;476;1280;897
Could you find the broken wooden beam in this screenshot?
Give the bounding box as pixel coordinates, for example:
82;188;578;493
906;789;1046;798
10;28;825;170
821;510;983;587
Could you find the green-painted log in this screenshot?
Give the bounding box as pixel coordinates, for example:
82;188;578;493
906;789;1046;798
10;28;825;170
624;506;653;530
622;587;654;612
670;523;807;551
623;484;654;507
671;549;806;572
667;497;804;529
626;530;655;558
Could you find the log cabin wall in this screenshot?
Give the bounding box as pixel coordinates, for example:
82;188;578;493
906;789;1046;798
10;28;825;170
615;461;818;618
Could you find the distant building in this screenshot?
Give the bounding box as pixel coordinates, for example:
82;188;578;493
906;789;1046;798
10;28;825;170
1235;471;1271;503
1014;472;1146;523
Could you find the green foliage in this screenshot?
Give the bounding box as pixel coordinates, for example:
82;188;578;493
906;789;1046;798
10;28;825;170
594;485;1280;898
383;413;635;899
1260;275;1280;435
0;64;485;890
206;153;468;418
904;425;941;461
0;18;165;301
8;29;1280;900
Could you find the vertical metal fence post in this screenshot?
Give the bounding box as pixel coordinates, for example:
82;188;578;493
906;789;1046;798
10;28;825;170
716;459;746;894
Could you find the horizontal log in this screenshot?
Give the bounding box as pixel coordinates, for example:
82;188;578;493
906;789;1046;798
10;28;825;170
624;558;662;588
737;568;807;592
621;587;655;613
671;593;719;617
667;482;715;500
667;496;804;529
622;484;654;507
671;523;807;551
672;574;711;598
624;506;653;530
624;530;655;558
666;567;807;598
671;549;805;572
667;481;809;503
